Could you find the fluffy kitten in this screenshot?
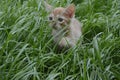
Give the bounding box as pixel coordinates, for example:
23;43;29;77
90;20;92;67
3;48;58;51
44;2;82;48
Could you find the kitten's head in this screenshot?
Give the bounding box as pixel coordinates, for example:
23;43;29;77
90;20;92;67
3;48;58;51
44;2;75;30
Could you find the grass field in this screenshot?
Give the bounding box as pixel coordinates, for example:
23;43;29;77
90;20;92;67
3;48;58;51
0;0;120;80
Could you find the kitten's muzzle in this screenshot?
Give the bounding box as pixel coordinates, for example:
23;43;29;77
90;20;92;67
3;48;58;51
52;23;57;29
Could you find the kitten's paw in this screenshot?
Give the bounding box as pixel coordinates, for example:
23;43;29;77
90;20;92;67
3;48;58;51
59;38;68;47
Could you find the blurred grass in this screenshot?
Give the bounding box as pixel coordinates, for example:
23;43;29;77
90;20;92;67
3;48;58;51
0;0;120;80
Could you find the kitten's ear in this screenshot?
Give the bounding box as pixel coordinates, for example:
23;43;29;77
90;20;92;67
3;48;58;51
63;4;75;18
44;1;53;12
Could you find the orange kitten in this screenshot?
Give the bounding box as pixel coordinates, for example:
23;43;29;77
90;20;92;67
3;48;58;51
44;2;82;48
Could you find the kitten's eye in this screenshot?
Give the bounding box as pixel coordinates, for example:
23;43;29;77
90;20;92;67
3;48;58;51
49;17;53;21
58;18;63;22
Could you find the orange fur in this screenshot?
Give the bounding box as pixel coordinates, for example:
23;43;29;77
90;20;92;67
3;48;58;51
53;7;65;16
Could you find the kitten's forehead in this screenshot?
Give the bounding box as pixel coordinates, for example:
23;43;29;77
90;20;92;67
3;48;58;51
52;7;65;16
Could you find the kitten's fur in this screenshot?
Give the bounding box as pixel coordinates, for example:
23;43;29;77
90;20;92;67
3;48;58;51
44;2;82;48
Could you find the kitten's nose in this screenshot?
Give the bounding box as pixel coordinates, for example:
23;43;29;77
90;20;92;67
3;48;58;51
53;23;56;26
53;23;57;29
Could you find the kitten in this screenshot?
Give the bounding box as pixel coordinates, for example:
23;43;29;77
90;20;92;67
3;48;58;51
44;1;82;48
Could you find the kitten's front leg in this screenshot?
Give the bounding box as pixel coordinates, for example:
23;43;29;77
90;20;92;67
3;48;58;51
59;37;75;47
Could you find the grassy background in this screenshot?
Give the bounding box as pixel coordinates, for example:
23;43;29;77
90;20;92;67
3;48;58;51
0;0;120;80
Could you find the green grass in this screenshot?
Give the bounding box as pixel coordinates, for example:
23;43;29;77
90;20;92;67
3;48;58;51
0;0;120;80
